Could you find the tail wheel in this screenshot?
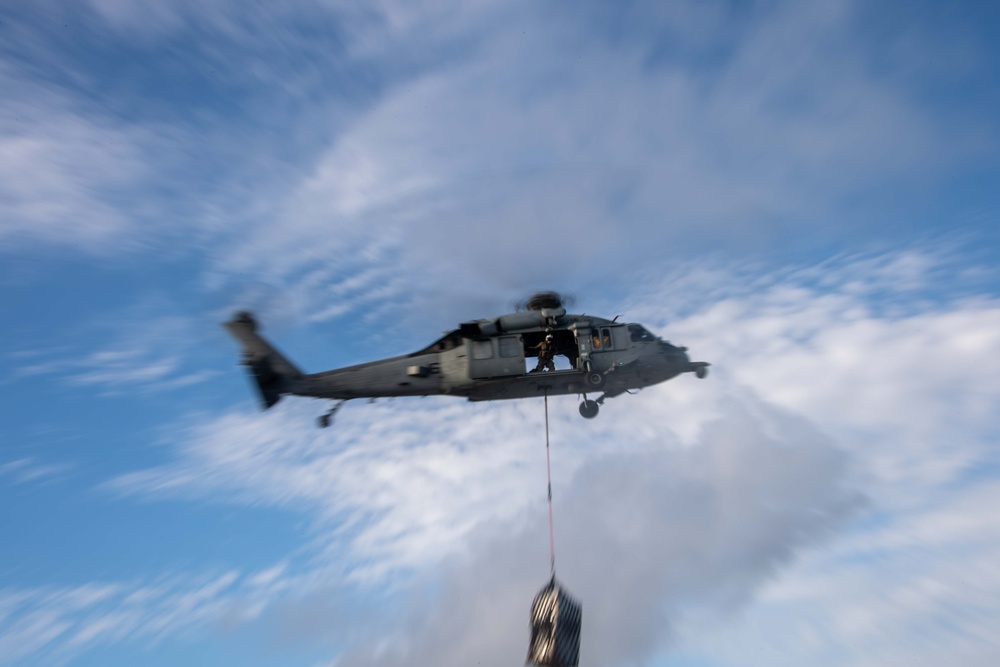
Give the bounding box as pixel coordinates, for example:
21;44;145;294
579;399;599;419
695;366;708;379
585;371;605;389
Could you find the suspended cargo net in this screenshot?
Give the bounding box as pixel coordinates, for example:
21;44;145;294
527;391;582;667
527;576;582;667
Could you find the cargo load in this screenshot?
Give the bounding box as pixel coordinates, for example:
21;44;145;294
526;576;582;667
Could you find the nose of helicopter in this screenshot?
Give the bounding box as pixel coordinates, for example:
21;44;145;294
659;341;708;378
660;340;688;360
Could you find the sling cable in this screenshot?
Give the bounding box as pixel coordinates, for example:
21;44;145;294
526;390;582;667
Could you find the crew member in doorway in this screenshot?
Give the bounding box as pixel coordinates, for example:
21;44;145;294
530;334;556;373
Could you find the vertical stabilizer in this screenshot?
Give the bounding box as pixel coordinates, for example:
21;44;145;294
224;311;302;409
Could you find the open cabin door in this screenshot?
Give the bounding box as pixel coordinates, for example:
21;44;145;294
468;335;525;379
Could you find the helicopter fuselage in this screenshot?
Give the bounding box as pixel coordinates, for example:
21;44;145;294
226;308;709;423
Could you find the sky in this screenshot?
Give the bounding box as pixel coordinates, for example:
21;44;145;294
1;1;999;665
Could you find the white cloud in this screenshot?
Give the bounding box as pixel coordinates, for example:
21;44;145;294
0;572;263;666
333;396;859;667
109;399;562;577
3;0;999;664
682;479;1000;667
10;310;217;394
80;249;1000;666
643;252;1000;512
197;0;990;335
615;251;1000;666
0;458;73;486
5;0;992;312
4;249;999;665
70;389;854;667
0;68;152;251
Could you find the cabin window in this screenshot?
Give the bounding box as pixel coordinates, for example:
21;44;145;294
629;325;655;342
472;340;494;360
591;331;602;349
498;336;521;358
602;328;613;349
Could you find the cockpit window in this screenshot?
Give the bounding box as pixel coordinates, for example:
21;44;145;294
629;325;656;342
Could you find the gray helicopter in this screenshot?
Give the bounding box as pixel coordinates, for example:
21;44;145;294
224;292;709;426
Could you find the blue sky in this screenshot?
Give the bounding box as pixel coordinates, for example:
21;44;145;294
2;1;999;665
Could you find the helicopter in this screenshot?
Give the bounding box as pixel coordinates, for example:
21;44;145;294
224;292;709;426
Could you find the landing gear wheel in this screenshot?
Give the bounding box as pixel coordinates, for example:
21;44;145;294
585;371;605;389
318;414;331;428
579;399;599;419
695;365;708;379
